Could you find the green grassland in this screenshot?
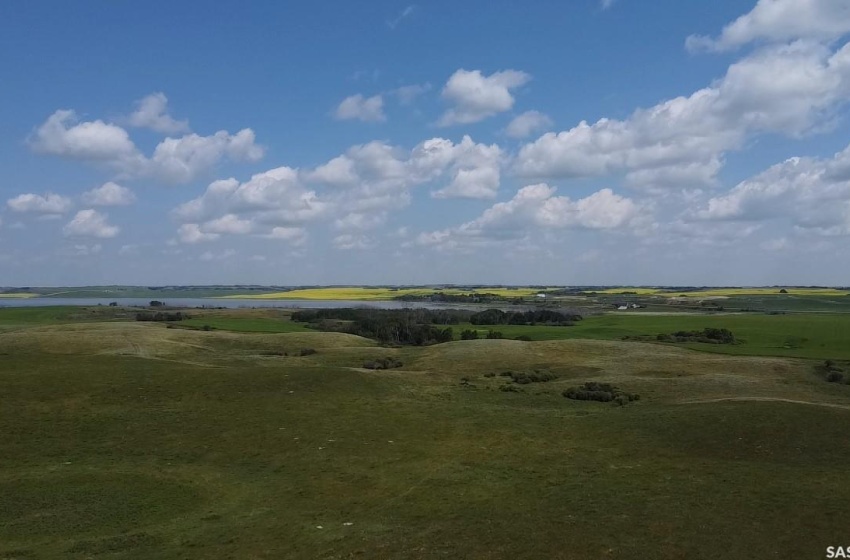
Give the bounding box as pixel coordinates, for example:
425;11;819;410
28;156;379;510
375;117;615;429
2;309;850;558
0;306;139;331
457;312;850;360
177;309;312;334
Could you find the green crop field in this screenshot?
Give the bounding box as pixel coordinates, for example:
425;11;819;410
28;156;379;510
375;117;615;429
456;312;850;360
2;307;850;558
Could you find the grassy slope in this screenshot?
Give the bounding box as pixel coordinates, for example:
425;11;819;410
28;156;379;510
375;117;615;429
2;323;849;558
178;317;310;333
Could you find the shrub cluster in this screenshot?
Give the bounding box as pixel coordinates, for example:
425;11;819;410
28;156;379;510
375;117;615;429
563;382;640;405
461;329;479;340
492;369;557;384
299;348;317;357
363;357;403;370
823;359;846;383
499;384;523;393
654;327;736;344
135;311;189;322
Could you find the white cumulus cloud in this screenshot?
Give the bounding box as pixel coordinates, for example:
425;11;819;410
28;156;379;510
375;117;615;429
335;94;386;122
694;142;850;236
438;69;531;126
81;182;136;206
172;167;327;242
63;209;120;238
176;223;221;244
29;110;144;166
505;110;553;139
515;40;850;190
417;184;645;251
687;0;850;53
333;233;375;250
7;192;73;214
29;104;264;185
128;92;190;134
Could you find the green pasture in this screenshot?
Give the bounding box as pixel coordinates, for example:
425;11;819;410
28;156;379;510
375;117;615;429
178;316;311;333
457;312;850;360
2;319;850;558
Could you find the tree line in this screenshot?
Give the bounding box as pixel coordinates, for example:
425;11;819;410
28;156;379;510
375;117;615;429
290;307;582;346
469;308;582;326
291;308;455;345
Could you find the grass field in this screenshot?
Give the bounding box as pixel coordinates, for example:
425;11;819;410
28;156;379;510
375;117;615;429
0;293;37;298
0;306;138;330
456;313;850;360
2;308;850;558
163;307;308;334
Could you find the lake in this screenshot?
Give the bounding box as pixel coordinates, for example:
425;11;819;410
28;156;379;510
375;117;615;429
0;297;518;310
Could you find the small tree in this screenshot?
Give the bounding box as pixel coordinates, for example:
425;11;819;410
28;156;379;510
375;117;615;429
461;329;479;340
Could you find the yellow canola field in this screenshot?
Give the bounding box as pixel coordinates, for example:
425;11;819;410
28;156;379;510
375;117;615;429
222;287;551;300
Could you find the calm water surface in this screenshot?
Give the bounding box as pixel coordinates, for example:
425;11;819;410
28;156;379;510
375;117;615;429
0;297;511;310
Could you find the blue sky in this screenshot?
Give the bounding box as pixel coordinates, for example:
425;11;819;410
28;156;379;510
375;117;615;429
2;0;850;286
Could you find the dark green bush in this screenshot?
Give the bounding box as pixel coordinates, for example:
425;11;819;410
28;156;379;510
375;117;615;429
563;382;639;404
363;357;403;370
299;348;317;356
827;371;844;383
499;384;523;393
486;330;503;339
514;335;533;341
136;311;189;322
461;329;479;340
509;370;557;384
